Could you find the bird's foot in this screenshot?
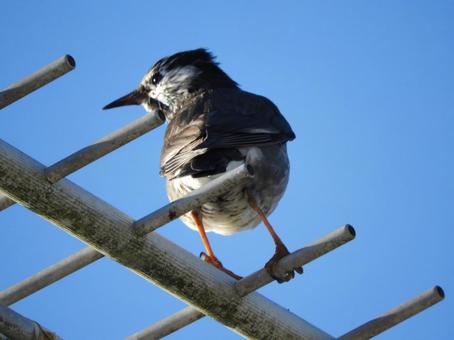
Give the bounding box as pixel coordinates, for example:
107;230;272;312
265;243;303;283
200;252;243;280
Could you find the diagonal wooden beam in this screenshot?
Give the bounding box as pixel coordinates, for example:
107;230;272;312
0;112;164;212
0;247;103;306
0;138;333;339
339;286;444;339
129;225;356;339
0;303;61;340
0;162;252;306
0;55;75;110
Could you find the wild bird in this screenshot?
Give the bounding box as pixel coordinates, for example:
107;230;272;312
103;49;302;282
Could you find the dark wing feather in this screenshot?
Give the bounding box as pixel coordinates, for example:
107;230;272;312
159;121;205;177
196;90;295;150
160;89;295;178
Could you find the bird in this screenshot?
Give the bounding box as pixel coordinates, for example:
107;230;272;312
103;48;302;282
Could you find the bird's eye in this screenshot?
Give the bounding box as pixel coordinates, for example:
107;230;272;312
151;72;162;85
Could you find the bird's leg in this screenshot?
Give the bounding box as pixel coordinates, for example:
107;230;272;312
191;211;242;280
246;191;303;283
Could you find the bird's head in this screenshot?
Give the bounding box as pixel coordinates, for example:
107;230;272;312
103;48;238;117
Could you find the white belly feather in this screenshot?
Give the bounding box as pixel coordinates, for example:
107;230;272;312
166;164;261;235
165;146;289;236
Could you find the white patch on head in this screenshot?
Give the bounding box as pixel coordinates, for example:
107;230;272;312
165;65;200;84
141;65;201;111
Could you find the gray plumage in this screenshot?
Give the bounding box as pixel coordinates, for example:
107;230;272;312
160;88;294;178
103;48;301;281
162;87;293;234
103;48;295;236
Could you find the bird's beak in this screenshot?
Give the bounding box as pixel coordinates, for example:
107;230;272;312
102;89;148;110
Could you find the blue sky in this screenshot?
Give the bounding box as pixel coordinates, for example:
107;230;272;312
1;1;452;339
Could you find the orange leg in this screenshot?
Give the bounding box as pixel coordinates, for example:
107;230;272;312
191;211;242;280
246;192;303;283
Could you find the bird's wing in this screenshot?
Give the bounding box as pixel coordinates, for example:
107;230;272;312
196;89;295;150
160;89;295;178
159;118;206;177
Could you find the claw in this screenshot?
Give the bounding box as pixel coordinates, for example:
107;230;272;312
200;251;223;267
265;244;303;283
200;252;243;280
